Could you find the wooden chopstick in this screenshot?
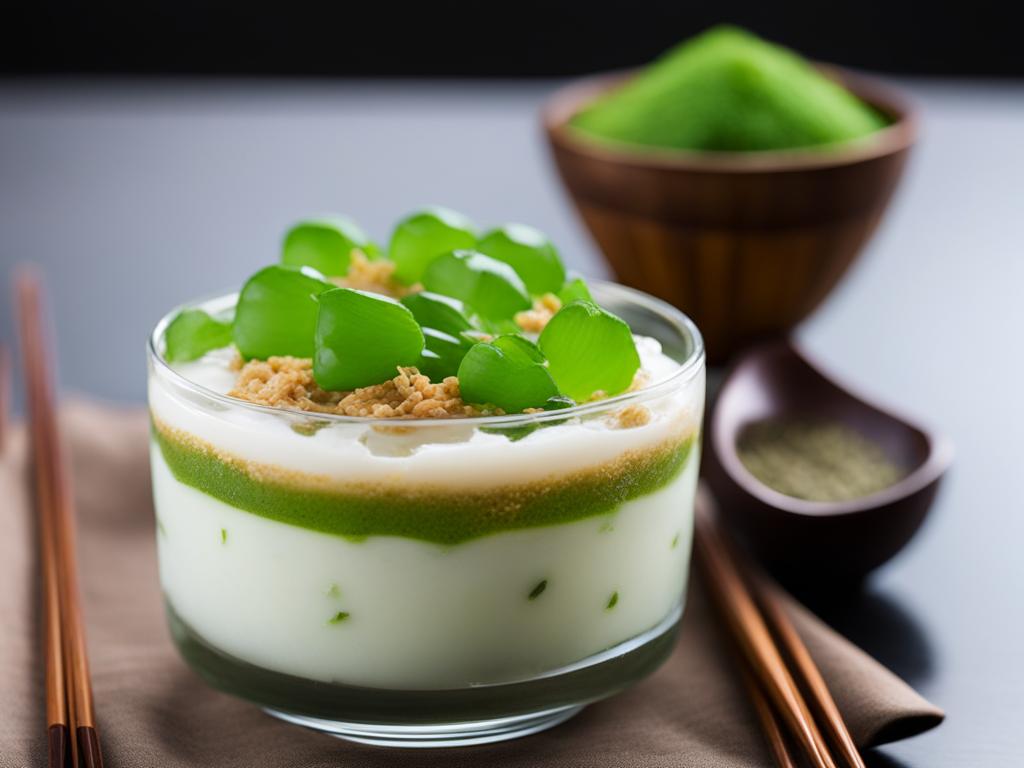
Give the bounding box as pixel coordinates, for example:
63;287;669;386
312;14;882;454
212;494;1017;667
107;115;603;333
694;493;837;768
17;271;104;768
738;660;798;768
18;275;70;768
748;568;866;768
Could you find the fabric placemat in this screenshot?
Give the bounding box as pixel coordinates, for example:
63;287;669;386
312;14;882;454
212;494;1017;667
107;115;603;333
0;401;942;767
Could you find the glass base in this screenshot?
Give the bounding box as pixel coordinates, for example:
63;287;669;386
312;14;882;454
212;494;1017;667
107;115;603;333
167;601;682;747
265;703;585;748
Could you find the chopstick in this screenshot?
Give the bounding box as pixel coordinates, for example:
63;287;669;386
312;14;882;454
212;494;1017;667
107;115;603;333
749;569;866;768
738;661;798;768
696;487;867;768
17;271;105;768
694;493;837;768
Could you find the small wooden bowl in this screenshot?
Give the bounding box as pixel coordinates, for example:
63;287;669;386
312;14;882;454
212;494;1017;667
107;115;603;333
543;68;918;364
703;341;952;582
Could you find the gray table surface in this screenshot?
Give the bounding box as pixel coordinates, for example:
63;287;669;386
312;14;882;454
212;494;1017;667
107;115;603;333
1;78;1023;766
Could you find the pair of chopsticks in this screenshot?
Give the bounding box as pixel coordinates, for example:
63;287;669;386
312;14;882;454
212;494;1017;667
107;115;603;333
694;489;863;768
16;272;105;768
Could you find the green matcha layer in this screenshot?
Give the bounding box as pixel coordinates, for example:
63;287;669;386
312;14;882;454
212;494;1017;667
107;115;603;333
152;417;695;545
572;25;887;152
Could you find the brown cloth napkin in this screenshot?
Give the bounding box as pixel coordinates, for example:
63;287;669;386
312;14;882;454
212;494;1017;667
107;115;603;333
1;401;942;768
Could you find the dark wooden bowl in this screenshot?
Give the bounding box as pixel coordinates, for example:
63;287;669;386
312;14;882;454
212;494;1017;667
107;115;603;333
703;341;952;582
543;68;918;365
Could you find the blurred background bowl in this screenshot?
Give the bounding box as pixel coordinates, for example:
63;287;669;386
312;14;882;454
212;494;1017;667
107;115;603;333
543;67;917;364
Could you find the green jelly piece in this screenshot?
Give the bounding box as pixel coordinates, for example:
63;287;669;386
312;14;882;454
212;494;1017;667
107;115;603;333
477;224;565;296
421;328;470;380
558;276;593;305
389;206;477;283
164;308;232;362
481;395;576;442
314;288;425;390
400;291;475;337
538;300;640;401
571;25;886;152
281;216;373;277
457;334;560;413
543;395;576;411
415;349;449;383
422;250;531;323
233;265;332;360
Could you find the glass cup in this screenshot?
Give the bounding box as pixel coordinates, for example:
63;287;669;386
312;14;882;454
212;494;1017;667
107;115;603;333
147;281;705;747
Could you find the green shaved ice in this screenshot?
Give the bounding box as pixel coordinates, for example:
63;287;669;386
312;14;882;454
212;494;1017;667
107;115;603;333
233;265;332;360
572;25;887;152
282;216;373;276
477;224;566;295
314;288;425;390
164;309;232;362
538;300;640;401
422;250;531;322
389;206;477;283
457;334;560;413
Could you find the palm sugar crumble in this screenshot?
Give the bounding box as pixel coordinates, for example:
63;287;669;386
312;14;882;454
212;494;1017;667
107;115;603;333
514;293;562;333
229;357;496;418
611;404;652;429
330;250;418;298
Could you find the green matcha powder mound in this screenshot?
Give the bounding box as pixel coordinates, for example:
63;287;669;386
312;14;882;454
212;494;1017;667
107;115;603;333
571;25;887;152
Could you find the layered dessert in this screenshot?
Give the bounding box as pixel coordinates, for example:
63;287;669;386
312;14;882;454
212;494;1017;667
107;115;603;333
147;209;705;745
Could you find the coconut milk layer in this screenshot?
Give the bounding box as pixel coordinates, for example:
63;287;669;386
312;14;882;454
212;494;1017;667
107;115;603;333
153;447;699;688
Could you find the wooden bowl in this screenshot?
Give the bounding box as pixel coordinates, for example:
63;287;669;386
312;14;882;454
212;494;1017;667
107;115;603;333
702;341;952;582
543;68;918;365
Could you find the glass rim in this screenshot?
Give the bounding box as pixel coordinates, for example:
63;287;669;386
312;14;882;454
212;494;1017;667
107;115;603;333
147;279;705;428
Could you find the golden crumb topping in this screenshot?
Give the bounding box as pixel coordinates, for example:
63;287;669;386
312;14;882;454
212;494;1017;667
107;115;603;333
611;404;652;429
514;293;562;333
229;357;344;412
331;250;418;298
335;367;496;419
228;357;497;419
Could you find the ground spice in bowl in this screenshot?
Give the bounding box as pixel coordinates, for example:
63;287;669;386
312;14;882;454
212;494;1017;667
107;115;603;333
737;418;907;502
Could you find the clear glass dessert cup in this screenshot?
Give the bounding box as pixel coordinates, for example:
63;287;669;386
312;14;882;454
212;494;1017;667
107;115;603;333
147;281;705;747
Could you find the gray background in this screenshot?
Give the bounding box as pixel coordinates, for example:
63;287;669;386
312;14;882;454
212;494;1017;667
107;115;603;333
1;78;1023;766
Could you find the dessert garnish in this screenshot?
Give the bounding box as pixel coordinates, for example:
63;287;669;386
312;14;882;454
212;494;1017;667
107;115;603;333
282;216;380;276
165;208;647;417
233;265;332;359
164;308;231;363
476;223;565;295
538;299;640;402
389;206;476;283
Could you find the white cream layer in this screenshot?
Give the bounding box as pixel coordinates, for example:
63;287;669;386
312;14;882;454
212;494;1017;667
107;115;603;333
153;446;699;688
